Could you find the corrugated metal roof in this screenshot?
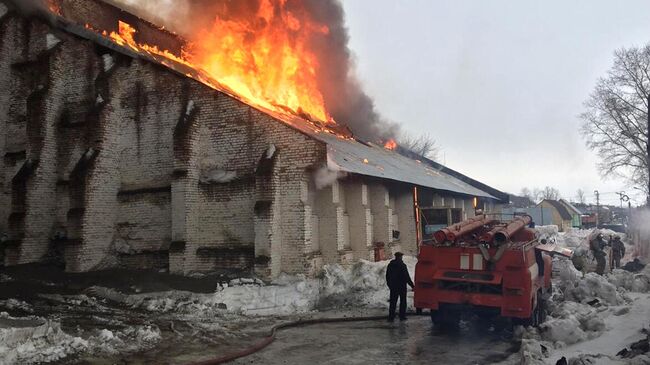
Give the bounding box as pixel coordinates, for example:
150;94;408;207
318;133;496;199
560;199;582;215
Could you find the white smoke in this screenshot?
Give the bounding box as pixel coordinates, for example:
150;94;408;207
314;166;346;189
1;0;57;24
105;0;192;34
630;208;650;260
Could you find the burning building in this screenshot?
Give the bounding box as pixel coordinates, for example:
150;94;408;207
0;0;508;277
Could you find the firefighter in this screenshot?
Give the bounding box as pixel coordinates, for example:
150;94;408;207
385;252;414;321
590;233;607;275
611;236;625;269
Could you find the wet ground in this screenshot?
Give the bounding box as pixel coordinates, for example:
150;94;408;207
234;316;518;365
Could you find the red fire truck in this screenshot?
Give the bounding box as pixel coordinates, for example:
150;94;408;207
414;214;563;327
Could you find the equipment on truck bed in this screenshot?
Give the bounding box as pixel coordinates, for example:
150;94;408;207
414;214;557;327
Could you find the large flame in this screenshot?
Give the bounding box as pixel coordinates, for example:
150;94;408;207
91;0;335;126
186;0;334;124
79;0;400;144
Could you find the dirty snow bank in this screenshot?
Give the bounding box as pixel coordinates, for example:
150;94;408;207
0;310;162;365
0;313;87;364
91;257;417;317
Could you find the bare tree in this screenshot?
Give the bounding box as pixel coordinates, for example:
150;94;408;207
581;44;650;206
514;188;535;207
539;186;560;201
398;132;439;161
576;189;586;204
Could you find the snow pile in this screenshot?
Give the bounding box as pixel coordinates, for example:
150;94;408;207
607;267;650;293
564;272;624;305
552;257;623;305
210;275;321;315
559;228;592;248
540;301;606;345
319;257;416;309
536;225;559;242
88;325;161;356
87;257;416;317
0;313;88;365
0;309;163;365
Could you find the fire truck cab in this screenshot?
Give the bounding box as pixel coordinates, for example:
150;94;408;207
414;215;553;327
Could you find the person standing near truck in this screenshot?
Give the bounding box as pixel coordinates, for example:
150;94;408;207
386;252;414;321
611;236;625;269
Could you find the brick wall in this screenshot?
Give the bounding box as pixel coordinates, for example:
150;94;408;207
0;7;500;278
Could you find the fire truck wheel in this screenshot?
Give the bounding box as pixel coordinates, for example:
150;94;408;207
515;297;542;328
416;308;423;315
431;309;460;330
538;297;547;324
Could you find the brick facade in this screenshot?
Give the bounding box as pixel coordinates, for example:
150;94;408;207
0;4;502;277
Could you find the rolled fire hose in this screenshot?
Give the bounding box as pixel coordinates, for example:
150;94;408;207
478;243;507;264
185;313;418;365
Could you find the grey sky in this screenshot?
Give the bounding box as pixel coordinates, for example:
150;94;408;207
341;0;650;205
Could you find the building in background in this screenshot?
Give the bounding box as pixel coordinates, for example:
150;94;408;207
558;199;582;228
537;200;573;231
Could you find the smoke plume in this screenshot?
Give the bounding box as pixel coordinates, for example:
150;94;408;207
106;0;399;143
2;0;56;22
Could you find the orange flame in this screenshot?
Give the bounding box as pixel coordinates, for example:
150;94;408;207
46;0;61;15
186;0;333;124
86;0;336;128
384;139;397;150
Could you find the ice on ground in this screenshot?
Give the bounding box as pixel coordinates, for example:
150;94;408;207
0;313;88;365
0;309;163;365
87;325;162;356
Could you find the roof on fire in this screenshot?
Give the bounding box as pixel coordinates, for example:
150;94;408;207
26;1;508;202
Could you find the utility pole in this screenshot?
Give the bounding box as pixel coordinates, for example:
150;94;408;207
616;191;626;209
647;94;650;207
594;190;600;228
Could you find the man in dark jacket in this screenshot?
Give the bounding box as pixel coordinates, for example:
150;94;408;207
611;236;625;269
590;233;607;275
386;252;414;321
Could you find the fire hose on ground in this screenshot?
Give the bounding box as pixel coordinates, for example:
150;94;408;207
186;312;421;365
